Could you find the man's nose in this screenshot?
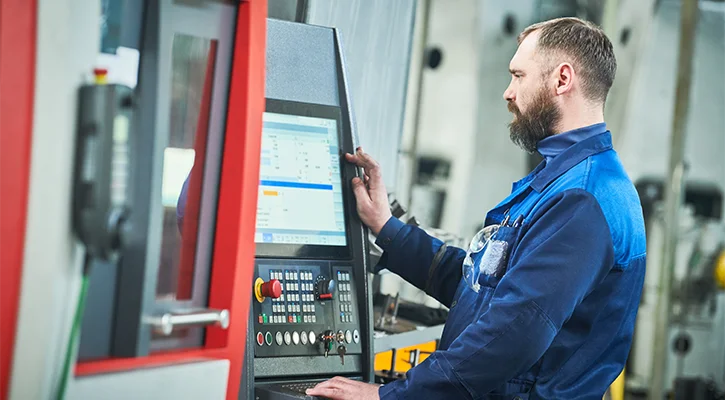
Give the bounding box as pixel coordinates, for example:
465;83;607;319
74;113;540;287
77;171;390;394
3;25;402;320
503;86;514;102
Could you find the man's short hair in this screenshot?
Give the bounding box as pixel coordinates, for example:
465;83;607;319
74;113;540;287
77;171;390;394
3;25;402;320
518;17;617;104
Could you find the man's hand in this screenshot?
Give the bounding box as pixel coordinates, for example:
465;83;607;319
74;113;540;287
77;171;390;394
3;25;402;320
306;377;381;400
345;147;392;235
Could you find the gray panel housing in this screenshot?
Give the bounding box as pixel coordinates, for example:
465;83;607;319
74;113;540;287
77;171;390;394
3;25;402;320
306;0;417;190
266;20;340;106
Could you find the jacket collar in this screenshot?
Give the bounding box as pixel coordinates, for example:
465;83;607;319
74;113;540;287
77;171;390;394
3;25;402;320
531;128;613;192
537;122;608;162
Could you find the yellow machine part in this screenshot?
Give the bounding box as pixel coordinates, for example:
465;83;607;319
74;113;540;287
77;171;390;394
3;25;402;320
375;342;626;400
374;341;437;374
607;369;625;400
715;250;725;290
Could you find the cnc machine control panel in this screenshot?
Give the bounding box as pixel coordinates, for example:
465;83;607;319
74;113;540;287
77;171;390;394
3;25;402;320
244;98;371;393
243;21;373;398
253;262;362;362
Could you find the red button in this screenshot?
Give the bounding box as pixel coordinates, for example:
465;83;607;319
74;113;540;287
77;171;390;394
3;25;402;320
261;279;282;299
256;332;264;346
258;315;263;324
288;315;294;323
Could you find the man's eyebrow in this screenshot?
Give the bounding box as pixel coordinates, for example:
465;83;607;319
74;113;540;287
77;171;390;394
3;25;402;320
509;68;524;75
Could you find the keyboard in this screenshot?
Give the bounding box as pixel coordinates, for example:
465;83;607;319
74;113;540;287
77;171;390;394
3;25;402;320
280;382;319;394
255;381;329;400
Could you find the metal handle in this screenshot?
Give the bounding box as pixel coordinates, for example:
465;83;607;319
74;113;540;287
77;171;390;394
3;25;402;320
147;309;230;336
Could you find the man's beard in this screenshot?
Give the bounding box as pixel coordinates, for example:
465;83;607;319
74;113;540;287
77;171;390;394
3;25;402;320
508;87;562;154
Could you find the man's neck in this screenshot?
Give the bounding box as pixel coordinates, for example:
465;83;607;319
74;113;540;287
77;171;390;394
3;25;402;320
554;103;604;134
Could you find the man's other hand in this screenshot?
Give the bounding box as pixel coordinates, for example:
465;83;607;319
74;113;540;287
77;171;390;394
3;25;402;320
306;377;381;400
344;147;392;235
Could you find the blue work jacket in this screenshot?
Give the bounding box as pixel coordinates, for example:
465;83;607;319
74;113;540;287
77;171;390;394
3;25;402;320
376;123;646;399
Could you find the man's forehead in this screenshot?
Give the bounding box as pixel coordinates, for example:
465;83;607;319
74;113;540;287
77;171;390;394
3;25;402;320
510;31;540;68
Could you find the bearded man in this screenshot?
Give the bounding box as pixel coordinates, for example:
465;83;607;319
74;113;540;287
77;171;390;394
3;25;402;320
308;17;647;400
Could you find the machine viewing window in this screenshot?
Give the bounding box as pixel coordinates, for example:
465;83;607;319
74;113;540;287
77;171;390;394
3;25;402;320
255;100;351;259
156;33;218;301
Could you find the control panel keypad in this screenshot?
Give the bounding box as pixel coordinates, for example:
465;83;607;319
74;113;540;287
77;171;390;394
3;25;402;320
254;262;361;359
265;269;317;325
337;271;354;323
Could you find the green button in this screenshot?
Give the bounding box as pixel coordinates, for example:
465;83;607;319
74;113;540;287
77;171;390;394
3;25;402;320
263;314;267;324
297;315;301;323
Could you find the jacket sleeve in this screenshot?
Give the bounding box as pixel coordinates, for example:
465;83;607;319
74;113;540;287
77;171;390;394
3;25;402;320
378;189;615;399
374;217;466;308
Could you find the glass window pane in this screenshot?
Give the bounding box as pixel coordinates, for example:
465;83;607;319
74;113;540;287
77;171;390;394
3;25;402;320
156;34;218;301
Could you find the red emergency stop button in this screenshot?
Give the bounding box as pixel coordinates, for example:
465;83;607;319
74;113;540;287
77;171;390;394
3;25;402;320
256;332;264;346
255;277;282;303
261;279;282;298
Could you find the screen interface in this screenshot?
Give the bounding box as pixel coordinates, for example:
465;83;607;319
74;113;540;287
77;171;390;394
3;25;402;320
255;112;347;247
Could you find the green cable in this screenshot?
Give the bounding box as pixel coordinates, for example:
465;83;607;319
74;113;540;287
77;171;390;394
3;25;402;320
56;273;91;400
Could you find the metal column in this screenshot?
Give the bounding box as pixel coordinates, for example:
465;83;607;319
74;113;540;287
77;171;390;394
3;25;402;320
649;0;700;398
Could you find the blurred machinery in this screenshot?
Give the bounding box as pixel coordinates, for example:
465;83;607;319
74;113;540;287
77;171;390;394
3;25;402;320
629;178;725;399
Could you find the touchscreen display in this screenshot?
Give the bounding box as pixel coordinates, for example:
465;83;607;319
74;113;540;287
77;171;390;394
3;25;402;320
255;112;347;247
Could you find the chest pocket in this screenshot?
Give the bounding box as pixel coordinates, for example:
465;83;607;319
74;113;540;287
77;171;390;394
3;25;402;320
476;224;523;288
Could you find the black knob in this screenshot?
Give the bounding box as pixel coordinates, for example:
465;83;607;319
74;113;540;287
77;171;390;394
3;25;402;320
316;277;336;300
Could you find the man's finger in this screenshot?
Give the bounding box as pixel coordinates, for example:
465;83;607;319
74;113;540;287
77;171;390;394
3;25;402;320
344;147;377;171
351;177;372;204
344;152;366;168
355;150;384;192
306;378;354;399
306;385;344;399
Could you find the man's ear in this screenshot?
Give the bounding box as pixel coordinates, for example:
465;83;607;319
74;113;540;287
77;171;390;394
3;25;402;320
555;62;574;95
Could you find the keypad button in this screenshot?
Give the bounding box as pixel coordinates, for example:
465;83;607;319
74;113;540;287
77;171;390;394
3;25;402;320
256;332;264;346
276;332;283;345
284;331;291;345
309;331;316;344
345;330;352;344
265;332;273;345
292;331;300;345
301;331;308;345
